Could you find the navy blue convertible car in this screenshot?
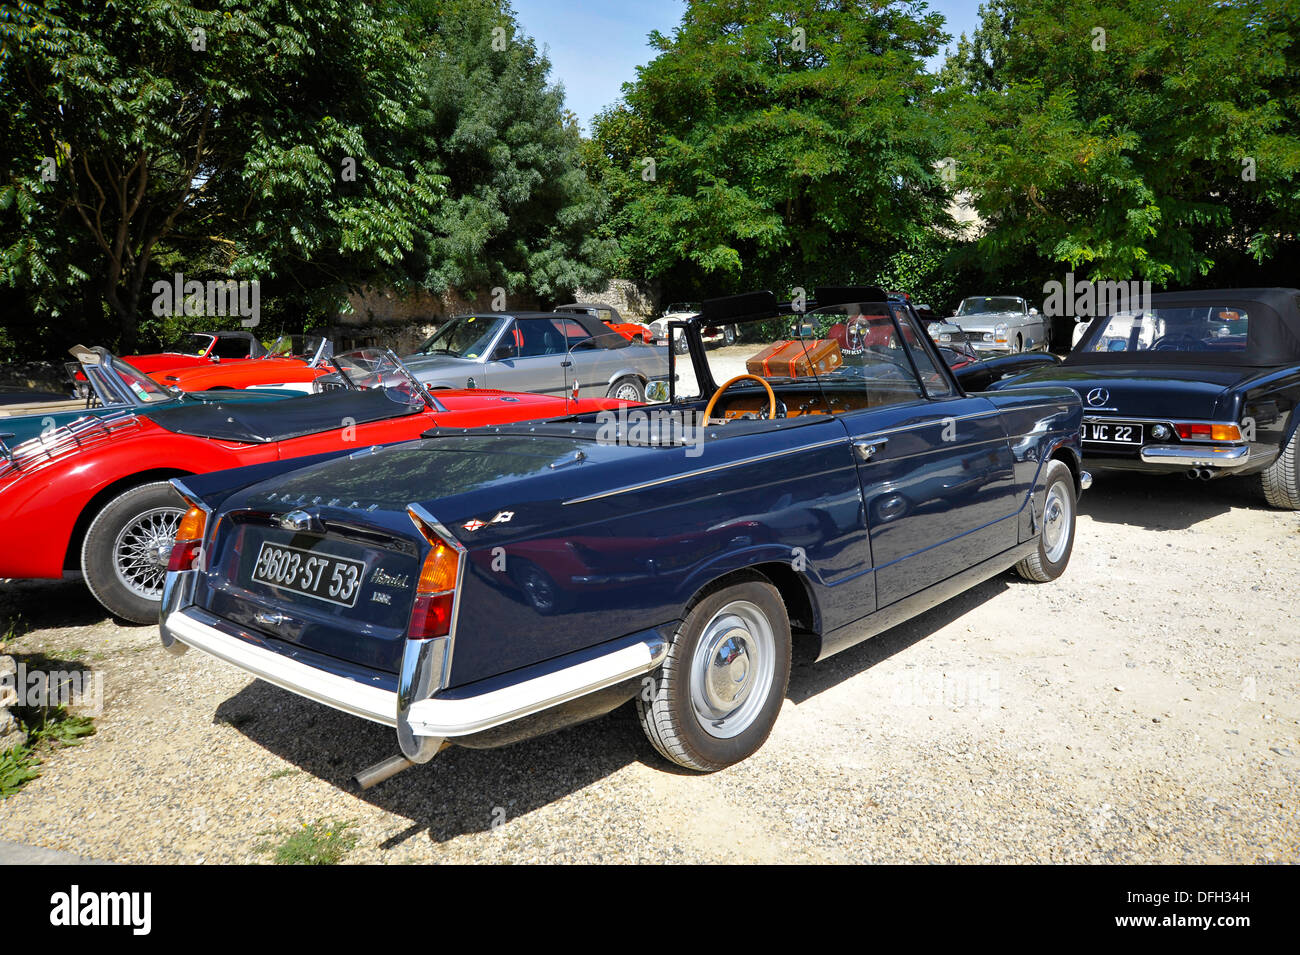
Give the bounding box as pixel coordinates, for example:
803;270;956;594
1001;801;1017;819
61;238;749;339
160;287;1087;778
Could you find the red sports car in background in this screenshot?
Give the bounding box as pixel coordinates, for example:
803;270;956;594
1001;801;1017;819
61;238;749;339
0;351;635;623
554;303;656;343
71;330;266;392
155;334;334;392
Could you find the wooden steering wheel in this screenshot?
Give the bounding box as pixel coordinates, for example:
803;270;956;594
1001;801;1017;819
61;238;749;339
702;374;777;426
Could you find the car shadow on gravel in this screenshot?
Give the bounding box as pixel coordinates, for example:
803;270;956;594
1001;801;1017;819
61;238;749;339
217;681;649;847
1079;471;1271;530
787;573;1010;704
0;578;108;634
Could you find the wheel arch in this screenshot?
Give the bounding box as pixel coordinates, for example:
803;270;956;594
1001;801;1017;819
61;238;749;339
63;468;194;570
678;561;822;645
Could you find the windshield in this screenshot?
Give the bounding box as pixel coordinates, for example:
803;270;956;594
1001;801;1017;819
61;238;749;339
331;348;435;407
665;303;700;314
264;334;325;359
957;297;1024;316
161;334;212;356
675;301;951;406
415;315;510;360
1079;307;1249;355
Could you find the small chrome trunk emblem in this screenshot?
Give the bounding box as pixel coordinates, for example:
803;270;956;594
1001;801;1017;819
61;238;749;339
279;509;320;532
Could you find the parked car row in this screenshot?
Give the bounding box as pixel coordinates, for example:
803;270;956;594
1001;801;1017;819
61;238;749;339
2;285;1296;781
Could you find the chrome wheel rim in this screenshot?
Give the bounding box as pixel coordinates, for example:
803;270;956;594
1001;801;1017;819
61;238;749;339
1042;482;1072;563
689;600;775;739
613;382;642;401
113;506;184;599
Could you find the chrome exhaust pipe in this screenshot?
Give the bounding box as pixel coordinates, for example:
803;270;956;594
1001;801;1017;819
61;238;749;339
1186;468;1201;480
353;754;415;790
1200;468;1214;480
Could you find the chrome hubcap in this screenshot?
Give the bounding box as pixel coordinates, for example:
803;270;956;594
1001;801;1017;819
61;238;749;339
690;600;775;739
113;506;184;599
614;384;641;401
1042;484;1071;563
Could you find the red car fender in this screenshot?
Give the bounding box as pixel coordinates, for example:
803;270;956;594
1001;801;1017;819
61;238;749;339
0;424;276;580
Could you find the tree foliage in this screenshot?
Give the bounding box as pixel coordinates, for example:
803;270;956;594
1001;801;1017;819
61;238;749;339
590;0;953;299
0;0;610;355
940;0;1300;286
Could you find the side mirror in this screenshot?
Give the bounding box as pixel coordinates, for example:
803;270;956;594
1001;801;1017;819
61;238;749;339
491;345;516;361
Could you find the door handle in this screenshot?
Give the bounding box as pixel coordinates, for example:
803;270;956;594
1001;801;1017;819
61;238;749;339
853;437;888;461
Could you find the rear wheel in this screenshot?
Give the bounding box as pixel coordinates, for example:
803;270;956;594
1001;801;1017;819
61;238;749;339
1015;460;1076;582
1260;428;1300;509
81;480;187;623
606;376;645;402
1014;334;1024;353
637;579;791;771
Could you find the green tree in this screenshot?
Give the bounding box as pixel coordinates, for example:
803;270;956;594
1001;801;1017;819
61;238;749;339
0;0;445;349
590;0;953;298
401;0;614;304
940;0;1300;286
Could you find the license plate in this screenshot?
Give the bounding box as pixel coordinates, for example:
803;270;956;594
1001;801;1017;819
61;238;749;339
248;542;365;608
1082;421;1143;445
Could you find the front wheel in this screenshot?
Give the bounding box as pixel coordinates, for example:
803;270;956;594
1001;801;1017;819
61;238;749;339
1015;460;1076;582
1260;427;1300;509
81;480;187;623
637;579;791;771
606;375;645;402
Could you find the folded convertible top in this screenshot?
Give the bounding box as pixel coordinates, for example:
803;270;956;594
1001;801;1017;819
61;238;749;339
148;388;419;444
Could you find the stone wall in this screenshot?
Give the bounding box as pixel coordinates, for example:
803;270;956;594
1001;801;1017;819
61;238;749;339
0;655;25;753
570;278;658;321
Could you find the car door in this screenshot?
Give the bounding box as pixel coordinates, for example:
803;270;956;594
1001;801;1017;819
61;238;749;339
481;318;570;395
839;306;1020;607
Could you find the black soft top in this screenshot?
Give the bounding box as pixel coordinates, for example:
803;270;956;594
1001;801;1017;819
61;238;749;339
148;388;419;444
1066;287;1300;368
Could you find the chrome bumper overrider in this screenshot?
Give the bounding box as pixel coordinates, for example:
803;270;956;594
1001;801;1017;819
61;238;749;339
160;570;669;760
1138;444;1250;468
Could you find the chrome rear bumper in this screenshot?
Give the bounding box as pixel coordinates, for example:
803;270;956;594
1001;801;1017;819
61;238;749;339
161;597;669;758
1139;444;1250;468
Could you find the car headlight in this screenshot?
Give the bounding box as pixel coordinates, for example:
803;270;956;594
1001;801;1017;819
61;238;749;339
982;331;995;342
994;323;1009;343
938;333;952;343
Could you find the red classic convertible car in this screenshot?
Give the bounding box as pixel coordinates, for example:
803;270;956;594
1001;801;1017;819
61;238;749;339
155;334;335;392
124;330;266;374
0;351;631;623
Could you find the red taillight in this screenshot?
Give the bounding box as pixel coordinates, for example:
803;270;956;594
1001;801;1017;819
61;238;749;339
406;509;462;640
168;504;208;572
1175;423;1241;442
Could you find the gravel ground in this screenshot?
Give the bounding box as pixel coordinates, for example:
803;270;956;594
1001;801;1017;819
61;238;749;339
1;471;1297;864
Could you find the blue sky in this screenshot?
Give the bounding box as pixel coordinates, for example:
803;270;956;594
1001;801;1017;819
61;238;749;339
510;0;986;132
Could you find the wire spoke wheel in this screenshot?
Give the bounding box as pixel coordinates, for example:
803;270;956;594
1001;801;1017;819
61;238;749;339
113;506;184;599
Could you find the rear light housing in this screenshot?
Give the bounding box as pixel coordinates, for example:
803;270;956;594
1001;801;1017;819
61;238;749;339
167;502;209;572
406;508;465;640
1175;422;1241;442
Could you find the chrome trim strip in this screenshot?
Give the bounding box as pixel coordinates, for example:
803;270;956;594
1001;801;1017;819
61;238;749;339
562;435;850;505
161;607;669;740
1084;415;1241;427
1139;445;1251;467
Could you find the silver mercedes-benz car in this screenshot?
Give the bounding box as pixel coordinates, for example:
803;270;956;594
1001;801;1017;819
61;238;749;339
948;296;1049;355
401;311;670;402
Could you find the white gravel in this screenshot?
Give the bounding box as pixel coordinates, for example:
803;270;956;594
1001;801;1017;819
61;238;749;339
1;471;1297;863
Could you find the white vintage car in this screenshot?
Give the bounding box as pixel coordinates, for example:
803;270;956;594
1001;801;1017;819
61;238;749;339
948;296;1049;355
